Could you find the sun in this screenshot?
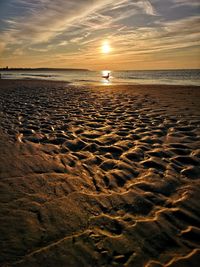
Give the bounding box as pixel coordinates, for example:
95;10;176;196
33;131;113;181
101;40;111;54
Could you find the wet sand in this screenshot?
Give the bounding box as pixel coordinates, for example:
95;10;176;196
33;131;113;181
0;79;200;267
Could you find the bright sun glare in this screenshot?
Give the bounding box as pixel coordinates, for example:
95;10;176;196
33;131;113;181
101;41;111;54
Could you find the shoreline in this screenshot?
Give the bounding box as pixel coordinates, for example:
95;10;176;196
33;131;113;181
1;68;200;87
1;77;200;88
0;79;200;267
2;79;200;87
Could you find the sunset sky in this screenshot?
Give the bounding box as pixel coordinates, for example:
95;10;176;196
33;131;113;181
0;0;199;70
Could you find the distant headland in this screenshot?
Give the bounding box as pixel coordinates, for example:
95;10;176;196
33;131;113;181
0;67;90;71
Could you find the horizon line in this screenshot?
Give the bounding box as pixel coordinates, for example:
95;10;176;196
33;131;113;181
0;67;200;72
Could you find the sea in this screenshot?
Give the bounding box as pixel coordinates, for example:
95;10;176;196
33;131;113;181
1;69;200;86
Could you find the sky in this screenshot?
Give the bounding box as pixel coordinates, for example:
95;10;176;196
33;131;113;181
0;0;200;70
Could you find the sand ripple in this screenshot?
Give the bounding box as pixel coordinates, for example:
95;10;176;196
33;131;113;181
0;80;200;266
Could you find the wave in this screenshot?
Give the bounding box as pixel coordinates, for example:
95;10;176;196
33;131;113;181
20;73;57;78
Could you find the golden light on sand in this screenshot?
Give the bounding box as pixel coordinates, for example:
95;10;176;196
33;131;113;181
101;40;111;54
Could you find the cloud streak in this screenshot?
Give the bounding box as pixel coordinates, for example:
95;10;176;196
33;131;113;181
172;0;200;7
2;0;109;43
1;0;158;47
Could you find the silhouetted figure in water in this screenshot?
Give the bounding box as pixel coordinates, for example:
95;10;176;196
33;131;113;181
102;72;109;79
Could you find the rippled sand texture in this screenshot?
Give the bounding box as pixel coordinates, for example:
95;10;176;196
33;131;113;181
0;80;200;267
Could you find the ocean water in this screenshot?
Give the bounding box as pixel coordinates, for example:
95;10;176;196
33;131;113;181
1;69;200;86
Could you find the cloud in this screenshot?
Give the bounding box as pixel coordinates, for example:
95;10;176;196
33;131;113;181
79;15;200;62
0;0;199;69
1;0;158;50
136;0;157;15
1;0;113;46
58;41;69;46
163;16;200;36
172;0;200;7
109;0;156;15
0;42;6;53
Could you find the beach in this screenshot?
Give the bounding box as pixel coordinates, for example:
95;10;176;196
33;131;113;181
0;79;200;266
